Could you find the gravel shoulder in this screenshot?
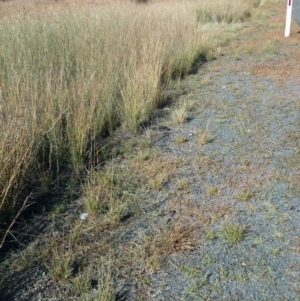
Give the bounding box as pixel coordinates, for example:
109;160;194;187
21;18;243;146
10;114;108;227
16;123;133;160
1;2;300;301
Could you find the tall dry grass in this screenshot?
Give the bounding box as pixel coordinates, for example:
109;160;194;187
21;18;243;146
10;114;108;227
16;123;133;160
0;0;259;236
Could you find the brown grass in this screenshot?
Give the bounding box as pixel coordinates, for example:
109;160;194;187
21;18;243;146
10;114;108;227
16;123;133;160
153;223;199;254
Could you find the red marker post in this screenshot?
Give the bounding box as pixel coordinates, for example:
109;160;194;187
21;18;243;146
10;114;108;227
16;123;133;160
285;0;293;36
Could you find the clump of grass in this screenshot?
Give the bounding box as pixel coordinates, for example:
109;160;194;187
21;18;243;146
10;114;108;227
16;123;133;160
172;101;188;124
269;246;281;256
82;267;115;301
206;228;217;240
273;229;284;239
50;257;73;281
275;213;289;224
207;186;218;196
153;223;199;254
83;170;115;215
253;235;266;245
199;132;210;145
199;122;212;145
177;179;190;193
135;148;155;162
236;189;252;202
219;222;246;244
148;174;166;190
72;273;92;293
175;135;187;144
137;222;200;271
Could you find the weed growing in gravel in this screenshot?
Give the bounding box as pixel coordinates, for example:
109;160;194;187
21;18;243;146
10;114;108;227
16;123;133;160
269;246;282;256
264;214;273;221
83;168;120;215
50;257;73;281
18;252;32;271
253;235;266;245
206;228;217;241
236;189;252;202
247;203;259;212
136;222;200;271
199;132;210;145
234;52;242;60
148;174;166;190
175;135;187;144
263;200;278;213
72;273;92;293
81;162;145;231
177;179;190;193
273;229;285;239
171;101;188;124
207;186;219;196
202;256;216;265
82;267;115;301
219;222;246;244
153;223;199;254
275;213;289;224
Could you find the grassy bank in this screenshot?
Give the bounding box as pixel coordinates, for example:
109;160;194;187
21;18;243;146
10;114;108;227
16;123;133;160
0;0;259;241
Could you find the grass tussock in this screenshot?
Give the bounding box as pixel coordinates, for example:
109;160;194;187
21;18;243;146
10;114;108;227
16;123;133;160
219;222;246;244
0;0;260;242
136;222;200;271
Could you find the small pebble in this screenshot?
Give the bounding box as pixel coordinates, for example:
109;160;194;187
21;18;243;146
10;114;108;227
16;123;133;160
80;213;88;220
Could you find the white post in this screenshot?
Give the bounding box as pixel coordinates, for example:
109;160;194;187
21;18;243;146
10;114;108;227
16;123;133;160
285;0;293;37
